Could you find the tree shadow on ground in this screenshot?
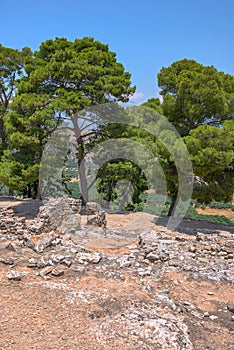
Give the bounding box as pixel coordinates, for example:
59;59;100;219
155;216;234;236
12;200;42;220
0;197;42;220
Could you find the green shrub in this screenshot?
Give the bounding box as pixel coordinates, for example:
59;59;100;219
209;201;234;211
186;205;233;225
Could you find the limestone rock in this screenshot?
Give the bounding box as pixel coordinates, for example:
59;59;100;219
1;258;15;265
51;267;65;277
6;270;23;281
86;202;107;228
76;252;101;264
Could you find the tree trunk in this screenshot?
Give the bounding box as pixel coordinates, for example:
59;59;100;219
167;200;176;216
104;200;110;209
0;118;8;153
167;196;179;217
103;180;117;210
36;180;41;200
119;181;132;211
78;158;88;205
8;188;14;196
71;113;89;206
27;184;32;198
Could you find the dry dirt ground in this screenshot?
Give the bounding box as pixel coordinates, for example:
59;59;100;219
0;198;234;349
196;207;234;220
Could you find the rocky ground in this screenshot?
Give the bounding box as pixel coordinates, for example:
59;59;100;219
0;197;234;350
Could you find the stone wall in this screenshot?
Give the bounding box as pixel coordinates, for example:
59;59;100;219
0;198;107;237
86;202;107;228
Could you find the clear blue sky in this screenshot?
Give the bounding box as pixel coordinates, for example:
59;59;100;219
1;0;234;103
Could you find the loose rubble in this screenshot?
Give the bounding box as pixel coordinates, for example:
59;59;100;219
0;197;234;349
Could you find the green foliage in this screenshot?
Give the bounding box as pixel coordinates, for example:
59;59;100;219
20;37;135;114
143;71;234;209
96;160;148;210
185;124;233;177
158;59;234;135
0;153;40;190
141;98;163;114
61;158;81;199
185;205;234;226
208;201;234;211
185;124;234;203
0;43;233;217
132;192;171;215
0;182;10;195
0;44;31;158
0;94;59;191
0;37;135;197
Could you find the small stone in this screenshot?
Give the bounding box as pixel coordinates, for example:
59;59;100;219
37;256;51;268
51;237;62;246
117;256;131;268
72;265;85;273
39;266;54;278
188;246;196;253
51;254;65;264
24;237;36;250
146;252;160;262
35;236;52;253
204;312;210;317
207;292;213;295
202;245;212;251
168;259;181;267
138;268;151;277
175;236;186;242
183;301;192;306
227;302;234;313
5;243;17;251
161;288;169;294
1;258;14;265
191;310;204;319
27;257;38;268
61;258;72;267
159;253;169;262
76;252;101;264
217;251;228;256
51;267;64;277
196;233;205;241
6;270;22;281
231;315;234;321
70;247;79;254
209;315;218;320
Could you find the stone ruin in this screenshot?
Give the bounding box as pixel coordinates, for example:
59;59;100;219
1;197;234;349
86;202;107;228
42;197;82;234
0;197;107;237
45;198;107;231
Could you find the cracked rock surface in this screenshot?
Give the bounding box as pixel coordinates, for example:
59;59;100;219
0;198;234;349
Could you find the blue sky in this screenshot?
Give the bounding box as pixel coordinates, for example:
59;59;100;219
1;0;233;103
